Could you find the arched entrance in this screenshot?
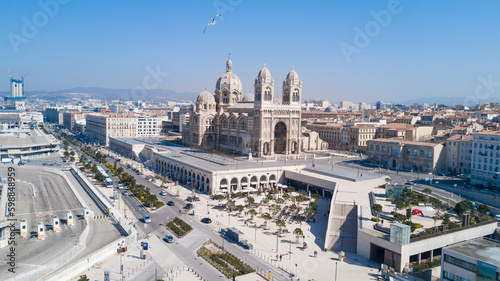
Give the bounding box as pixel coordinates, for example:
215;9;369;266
274;122;287;154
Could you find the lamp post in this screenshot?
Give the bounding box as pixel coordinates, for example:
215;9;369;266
335;261;338;281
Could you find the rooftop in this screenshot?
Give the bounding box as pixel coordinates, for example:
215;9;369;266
369;138;443;147
445;238;500;267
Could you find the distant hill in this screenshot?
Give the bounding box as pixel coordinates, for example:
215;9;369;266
0;87;198;102
400;96;500;107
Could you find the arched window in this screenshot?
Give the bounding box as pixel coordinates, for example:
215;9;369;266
223;92;229;104
222;118;228;128
239;121;247;130
230;120;236;129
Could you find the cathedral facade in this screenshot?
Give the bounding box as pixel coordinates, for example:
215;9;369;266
182;58;322;157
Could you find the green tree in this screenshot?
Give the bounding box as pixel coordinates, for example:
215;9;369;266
266;194;274;201
422;188;432;194
282;193;291;201
77;275;90;281
387;189;395;199
406;207;412;220
70;151;75;156
293;228;303;243
275;219;286;234
312;193;321;200
454;200;473;215
117;167;124;175
392;212;407;223
477;204;490;215
70;156;75;163
372;204;383;218
246;196;255;207
262;213;272;226
95;173;105;182
91;163;98;173
394;199;405;210
287;186;295;193
236;205;245;213
214;194;225;201
248;208;257;220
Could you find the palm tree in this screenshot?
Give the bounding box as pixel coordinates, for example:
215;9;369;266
373;204;383;218
248;208;257;222
236;205;245;214
275;219;286;235
293;228;303;244
246;196;255;207
261;213;272;228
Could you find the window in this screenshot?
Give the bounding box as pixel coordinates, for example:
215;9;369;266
444;254;477;272
420;150;425;157
428;151;432;158
230;120;236;130
442;270;471;281
381;146;386;152
413;150;417;156
239;121;247;130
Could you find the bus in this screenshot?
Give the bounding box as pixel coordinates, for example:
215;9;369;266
105;178;113;187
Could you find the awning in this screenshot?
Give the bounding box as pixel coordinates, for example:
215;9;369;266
243;187;258;193
220;184;228;188
241;182;248;186
260;179;267;183
251;181;258;184
269;180;277;183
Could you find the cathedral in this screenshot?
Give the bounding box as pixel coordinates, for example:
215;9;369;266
182;58;326;157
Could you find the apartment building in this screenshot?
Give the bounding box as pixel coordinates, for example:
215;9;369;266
86;114;137;146
347;124;376;151
366;138;445;172
445;134;473;175
471;131;500;187
63;111;91;132
303;123;348;149
136;116;161;137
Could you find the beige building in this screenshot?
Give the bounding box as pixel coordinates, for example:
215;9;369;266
86;114;137;146
348;124;376;151
304;122;348;149
366;138;445;172
445;134;473;175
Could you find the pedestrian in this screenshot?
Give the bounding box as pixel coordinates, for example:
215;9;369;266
276;254;278;260
280;255;282;262
378;264;383;275
314;250;317;258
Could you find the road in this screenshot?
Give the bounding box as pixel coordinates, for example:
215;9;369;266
66;139;289;280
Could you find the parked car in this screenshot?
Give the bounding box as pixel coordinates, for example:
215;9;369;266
123;190;129;196
201;218;212;224
160;191;167;196
167;201;175;206
165;234;174;243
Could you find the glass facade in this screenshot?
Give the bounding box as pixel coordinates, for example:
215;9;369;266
444;254;477;272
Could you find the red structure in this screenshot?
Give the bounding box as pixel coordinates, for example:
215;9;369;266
412;209;424;216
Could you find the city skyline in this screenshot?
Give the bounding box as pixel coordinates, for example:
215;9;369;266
3;1;500;105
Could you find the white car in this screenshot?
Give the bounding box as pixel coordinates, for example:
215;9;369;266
160;191;167;196
117;184;124;189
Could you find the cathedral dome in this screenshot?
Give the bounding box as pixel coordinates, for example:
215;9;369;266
215;58;242;92
196;89;216;104
242;91;254;102
258;65;272;80
286;68;299;81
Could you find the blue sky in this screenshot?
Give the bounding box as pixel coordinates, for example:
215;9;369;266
2;0;500;104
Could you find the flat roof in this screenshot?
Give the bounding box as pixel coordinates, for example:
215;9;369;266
445;238;500;267
0;130;56;147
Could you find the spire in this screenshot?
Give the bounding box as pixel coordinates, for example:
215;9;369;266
226;55;232;72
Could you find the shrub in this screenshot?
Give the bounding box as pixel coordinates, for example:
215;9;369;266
371;217;380;222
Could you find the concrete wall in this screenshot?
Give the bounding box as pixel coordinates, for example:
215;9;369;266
409;222;498;256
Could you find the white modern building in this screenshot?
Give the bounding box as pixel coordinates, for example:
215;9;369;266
136;116;161;137
441;238;500;281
